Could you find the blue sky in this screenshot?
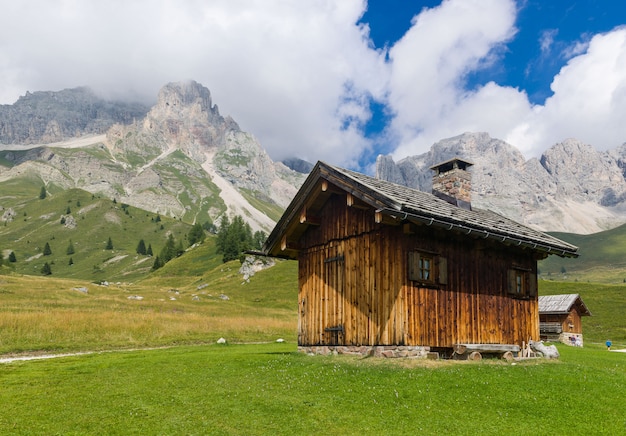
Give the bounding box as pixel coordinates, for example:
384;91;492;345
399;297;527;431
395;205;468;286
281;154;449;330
1;1;626;171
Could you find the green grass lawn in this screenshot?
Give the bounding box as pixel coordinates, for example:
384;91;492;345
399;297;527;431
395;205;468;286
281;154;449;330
1;238;625;434
1;342;624;435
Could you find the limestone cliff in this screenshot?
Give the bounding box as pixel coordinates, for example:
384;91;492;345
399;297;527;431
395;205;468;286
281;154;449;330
0;87;148;145
0;81;306;233
376;132;626;234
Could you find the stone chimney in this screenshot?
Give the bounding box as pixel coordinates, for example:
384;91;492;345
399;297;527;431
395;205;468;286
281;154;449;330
430;157;473;210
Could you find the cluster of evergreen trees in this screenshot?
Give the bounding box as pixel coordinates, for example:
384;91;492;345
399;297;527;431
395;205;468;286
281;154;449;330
149;222;206;271
215;215;266;263
3;208;265;275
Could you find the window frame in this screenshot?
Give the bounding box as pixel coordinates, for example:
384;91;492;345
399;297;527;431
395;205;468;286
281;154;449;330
408;251;447;287
507;267;537;299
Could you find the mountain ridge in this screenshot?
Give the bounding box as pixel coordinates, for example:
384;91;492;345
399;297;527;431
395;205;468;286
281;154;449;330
376;132;626;234
0;81;306;233
3;83;626;235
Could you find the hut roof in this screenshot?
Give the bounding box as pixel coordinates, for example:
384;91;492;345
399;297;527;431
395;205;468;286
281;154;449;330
264;161;579;259
539;294;592;316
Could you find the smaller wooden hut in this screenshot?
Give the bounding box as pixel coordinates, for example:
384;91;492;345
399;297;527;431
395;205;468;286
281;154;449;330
539;294;591;346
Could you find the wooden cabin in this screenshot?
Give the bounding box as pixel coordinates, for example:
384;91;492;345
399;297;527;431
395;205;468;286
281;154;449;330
539;294;591;346
263;160;579;358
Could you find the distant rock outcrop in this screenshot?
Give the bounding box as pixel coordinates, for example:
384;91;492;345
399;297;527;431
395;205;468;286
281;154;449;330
0;87;149;144
282;158;314;174
376;132;626;234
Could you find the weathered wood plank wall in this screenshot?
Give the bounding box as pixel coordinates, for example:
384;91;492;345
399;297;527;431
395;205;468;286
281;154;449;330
298;193;539;349
541;312;583;334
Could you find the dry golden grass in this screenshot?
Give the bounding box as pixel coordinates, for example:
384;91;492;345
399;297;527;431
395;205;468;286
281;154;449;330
0;265;298;355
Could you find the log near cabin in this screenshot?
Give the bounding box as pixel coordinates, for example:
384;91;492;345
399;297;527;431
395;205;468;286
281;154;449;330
539;294;591;346
263;159;579;358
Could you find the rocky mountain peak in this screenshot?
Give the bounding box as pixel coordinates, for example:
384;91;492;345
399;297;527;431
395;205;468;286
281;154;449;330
152;80;225;124
377;132;626;234
1;80;307;234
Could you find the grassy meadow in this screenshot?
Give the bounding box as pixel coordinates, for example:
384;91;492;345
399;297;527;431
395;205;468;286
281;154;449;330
0;244;299;356
1;342;625;435
2;188;626;434
1;253;625;434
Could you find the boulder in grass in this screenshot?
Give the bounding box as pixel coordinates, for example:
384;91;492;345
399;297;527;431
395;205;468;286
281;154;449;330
529;340;560;359
217;338;227;344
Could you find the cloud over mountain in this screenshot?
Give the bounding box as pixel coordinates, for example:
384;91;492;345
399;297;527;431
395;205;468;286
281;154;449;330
1;1;626;168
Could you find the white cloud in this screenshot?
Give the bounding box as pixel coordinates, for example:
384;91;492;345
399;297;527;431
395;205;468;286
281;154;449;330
387;2;626;160
539;29;558;55
0;0;387;166
387;0;519;159
509;27;626;155
2;0;626;168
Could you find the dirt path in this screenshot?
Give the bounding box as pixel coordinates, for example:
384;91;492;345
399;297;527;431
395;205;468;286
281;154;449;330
0;346;176;364
0;351;96;364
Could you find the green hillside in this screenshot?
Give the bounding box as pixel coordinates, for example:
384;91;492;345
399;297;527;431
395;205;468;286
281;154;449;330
539;223;626;283
0;179;192;282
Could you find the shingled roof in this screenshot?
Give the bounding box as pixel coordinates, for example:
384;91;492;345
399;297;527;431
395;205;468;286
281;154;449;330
264;161;579;259
539;294;592;316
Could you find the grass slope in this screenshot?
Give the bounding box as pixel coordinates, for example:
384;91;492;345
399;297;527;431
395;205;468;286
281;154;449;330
0;181;191;282
539;223;626;283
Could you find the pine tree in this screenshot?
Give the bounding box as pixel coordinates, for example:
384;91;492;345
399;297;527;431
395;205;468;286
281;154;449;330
188;222;206;246
43;242;52;256
66;206;71;214
151;255;164;270
216;215;230;254
147;244;153;256
39;186;47;199
68;257;74;266
216;215;256;263
253;230;267;250
41;262;52;275
8;251;16;262
106;237;113;250
159;234;178;263
66;240;75;255
136;239;147;255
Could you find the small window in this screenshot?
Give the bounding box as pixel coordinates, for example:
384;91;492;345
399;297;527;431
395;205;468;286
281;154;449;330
418;255;432;281
409;251;447;286
508;268;537;299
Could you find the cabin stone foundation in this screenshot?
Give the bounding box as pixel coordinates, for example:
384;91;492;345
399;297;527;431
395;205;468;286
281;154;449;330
299;345;430;358
559;332;583;347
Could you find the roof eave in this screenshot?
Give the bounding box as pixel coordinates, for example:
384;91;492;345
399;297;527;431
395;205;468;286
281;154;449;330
378;207;579;258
